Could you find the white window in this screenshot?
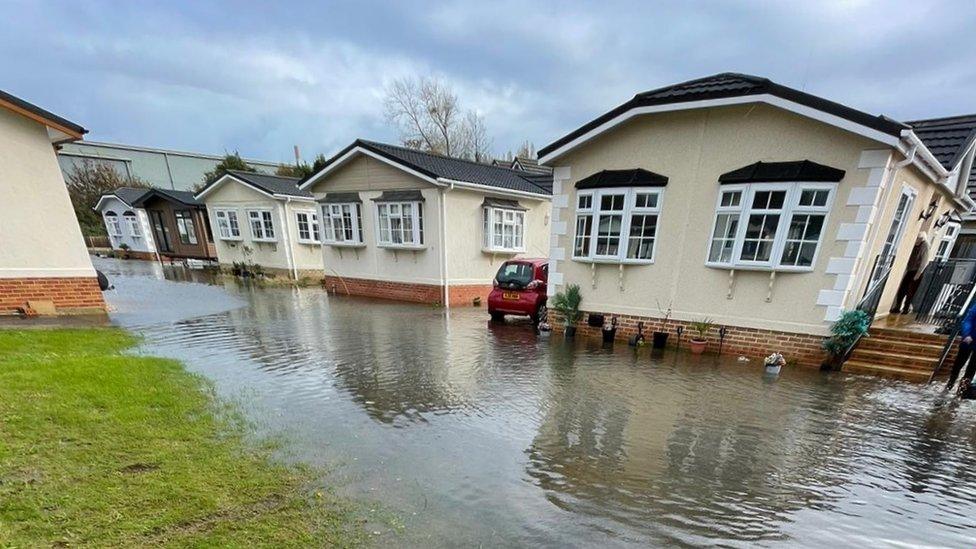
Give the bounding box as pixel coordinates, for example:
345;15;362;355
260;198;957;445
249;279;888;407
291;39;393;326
936;223;960;261
483;207;525;252
174;210;198;245
572;188;662;263
321;203;363;244
124;212;141;238
706;183;834;270
105;211;122;237
376;202;423;247
295;211;321;243
214;209;241;240
247;209;276;241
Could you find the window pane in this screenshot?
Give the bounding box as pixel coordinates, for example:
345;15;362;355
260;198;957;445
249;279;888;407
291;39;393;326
574;215;592;257
721;191;741;208
799;189;829;207
596;214;622;255
601;194;625;211
626;214;657;259
578;195;592;210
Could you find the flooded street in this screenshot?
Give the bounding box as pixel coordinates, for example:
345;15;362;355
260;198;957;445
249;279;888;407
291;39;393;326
96;257;976;547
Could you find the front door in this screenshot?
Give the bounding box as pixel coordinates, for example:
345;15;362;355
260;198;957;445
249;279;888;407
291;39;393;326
871;187;917;284
150;210;173;253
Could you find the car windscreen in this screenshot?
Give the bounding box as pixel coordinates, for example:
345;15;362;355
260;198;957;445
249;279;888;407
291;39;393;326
495;262;534;287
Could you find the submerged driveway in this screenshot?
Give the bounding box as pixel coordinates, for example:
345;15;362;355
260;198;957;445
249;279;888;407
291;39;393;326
96;257;976;547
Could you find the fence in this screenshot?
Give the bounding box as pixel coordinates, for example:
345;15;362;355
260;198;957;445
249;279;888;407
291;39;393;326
85;235;111;249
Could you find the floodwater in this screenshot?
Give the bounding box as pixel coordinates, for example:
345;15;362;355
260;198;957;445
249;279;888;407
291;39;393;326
95;257;976;547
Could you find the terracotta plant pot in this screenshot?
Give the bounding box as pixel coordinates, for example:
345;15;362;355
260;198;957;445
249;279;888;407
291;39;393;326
689;339;707;354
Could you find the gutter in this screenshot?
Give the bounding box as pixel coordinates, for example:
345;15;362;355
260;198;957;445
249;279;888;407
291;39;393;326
281;198;298;280
439;183;454;308
435;177;550;200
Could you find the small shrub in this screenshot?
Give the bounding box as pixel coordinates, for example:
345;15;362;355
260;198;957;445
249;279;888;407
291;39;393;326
689;317;713;341
822;310;871;357
551;284;583;327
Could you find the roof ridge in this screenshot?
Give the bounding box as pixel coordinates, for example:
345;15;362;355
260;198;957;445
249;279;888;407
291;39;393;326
358;139;550;189
227;169;300;181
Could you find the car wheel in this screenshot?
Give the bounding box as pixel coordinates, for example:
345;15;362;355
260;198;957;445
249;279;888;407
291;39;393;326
490;311;505;323
531;304;545;325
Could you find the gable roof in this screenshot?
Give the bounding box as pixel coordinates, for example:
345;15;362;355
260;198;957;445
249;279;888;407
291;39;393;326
0;89;87;142
718;160;846;184
539;72;908;162
195;169;311;201
511;157;553;176
299;139;552;197
906;114;976;171
94;186;151;210
132;188;203;208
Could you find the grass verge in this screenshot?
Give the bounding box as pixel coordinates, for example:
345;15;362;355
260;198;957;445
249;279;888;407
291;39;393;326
0;328;363;547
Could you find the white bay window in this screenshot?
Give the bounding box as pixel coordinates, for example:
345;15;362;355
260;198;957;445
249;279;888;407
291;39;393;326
376;202;423;247
320;202;363;245
214;209;241;240
247;209;276;242
707;183;834;270
572;188;662;263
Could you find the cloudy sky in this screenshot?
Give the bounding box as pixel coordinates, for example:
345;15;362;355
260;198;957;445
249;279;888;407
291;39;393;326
3;1;974;163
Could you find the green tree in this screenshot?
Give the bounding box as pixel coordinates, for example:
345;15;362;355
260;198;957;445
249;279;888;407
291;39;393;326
65;160;150;236
198;152;256;191
275;154;328;179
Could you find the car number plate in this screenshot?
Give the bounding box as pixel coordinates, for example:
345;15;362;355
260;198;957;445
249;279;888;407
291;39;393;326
503;292;520;300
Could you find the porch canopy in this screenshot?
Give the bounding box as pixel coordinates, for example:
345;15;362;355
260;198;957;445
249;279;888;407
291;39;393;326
575;168;668;189
718;160;845;184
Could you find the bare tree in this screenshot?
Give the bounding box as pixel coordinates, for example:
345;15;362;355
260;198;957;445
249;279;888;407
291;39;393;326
514;140;536;159
384;76;493;161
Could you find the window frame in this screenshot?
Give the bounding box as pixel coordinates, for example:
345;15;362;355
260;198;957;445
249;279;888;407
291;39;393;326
935;222;960;261
320;202;364;246
213;208;242;241
123;212;142;238
375;201;425;249
571;187;663;264
246;208;277;242
173;210;199;245
705;182;835;272
294;209;321;244
482;206;526;253
104;211;122;237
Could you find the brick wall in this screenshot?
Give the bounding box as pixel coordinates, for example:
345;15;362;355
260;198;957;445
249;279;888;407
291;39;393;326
323;275;443;304
0;277;106;315
448;284;493;307
551;309;828;367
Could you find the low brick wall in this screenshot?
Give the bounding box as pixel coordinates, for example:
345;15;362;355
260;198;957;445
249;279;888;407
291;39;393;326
0;277;106;315
323;275;443;304
321;276;492;308
553;310;827;367
448;284;493;307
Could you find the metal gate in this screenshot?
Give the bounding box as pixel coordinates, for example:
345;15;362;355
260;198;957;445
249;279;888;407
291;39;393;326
913;259;976;334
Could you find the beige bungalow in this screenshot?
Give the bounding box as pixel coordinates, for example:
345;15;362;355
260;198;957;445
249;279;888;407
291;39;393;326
538;73;973;369
195;170;323;279
298;139;552;305
0;89;104;315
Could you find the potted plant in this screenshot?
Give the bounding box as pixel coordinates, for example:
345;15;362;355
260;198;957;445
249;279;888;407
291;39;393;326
652;300;672;349
821;310;871;370
118;242;131;260
602;316;618;344
764;352;786;374
688;317;713;354
551;284;583;337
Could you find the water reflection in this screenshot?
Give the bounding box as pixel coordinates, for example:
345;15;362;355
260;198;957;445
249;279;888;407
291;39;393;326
96;258;976;547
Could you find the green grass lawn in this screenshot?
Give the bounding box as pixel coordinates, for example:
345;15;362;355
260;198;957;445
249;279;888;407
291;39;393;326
0;328;363;547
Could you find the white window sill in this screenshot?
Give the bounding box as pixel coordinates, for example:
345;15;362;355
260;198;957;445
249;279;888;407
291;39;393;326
220;237;243;242
482;247;525;255
377;243;426;251
704;263;815;273
323;241;366;248
297;240;322;246
252;239;278;244
571;257;654;265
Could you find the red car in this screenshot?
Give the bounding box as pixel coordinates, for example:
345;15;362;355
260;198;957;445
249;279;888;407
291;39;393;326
487;258;548;323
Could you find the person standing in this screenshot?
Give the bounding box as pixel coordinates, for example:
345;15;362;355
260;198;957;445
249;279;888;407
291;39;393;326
890;232;930;315
946;301;976;393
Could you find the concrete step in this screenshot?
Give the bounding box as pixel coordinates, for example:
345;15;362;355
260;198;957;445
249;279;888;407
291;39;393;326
866;328;948;345
847;348;937;370
842;360;933;382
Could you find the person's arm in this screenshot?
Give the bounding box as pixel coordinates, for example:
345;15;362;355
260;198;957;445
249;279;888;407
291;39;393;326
962;305;976;342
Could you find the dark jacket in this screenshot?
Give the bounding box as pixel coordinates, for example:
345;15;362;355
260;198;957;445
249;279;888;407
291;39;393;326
961;303;976;340
906;239;930;274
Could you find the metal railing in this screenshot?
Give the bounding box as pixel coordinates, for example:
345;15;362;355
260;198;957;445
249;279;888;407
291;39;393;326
928;267;976;383
836;257;893;366
913;259;976;332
